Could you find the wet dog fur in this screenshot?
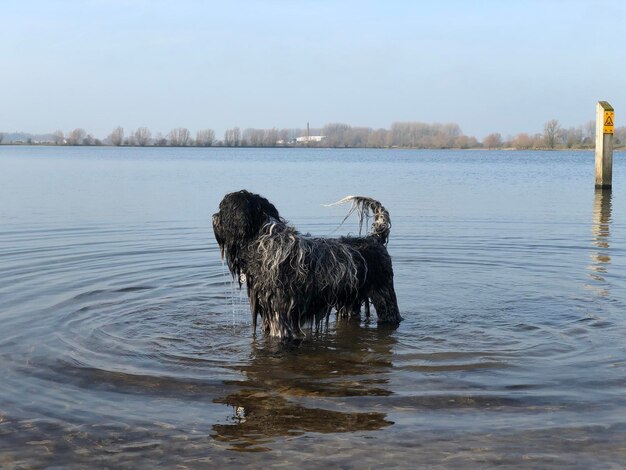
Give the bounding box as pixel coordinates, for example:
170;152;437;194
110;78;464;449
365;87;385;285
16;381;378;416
212;190;402;338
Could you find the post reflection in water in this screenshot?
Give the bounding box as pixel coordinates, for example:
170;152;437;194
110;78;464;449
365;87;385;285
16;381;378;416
211;321;397;452
588;189;612;292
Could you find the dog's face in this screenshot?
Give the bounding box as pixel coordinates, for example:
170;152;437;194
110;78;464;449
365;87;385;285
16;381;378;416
212;190;281;272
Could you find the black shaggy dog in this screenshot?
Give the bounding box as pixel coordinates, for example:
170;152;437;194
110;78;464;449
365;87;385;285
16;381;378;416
212;190;402;339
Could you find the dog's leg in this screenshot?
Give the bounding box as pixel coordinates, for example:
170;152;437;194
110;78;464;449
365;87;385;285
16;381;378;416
248;287;258;333
349;299;362;320
266;296;303;339
261;307;272;334
335;302;360;321
247;281;268;335
370;281;402;324
336;306;345;319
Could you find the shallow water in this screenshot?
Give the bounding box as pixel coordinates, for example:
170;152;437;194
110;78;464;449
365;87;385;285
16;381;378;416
1;146;626;468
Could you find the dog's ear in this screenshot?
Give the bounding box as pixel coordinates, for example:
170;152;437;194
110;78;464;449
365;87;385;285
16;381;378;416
217;190;280;244
252;193;280;224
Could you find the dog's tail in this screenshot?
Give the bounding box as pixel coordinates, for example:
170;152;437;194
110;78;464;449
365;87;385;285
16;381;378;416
325;196;392;244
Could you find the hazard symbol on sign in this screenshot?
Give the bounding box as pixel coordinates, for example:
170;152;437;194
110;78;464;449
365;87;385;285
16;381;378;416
604;111;614;134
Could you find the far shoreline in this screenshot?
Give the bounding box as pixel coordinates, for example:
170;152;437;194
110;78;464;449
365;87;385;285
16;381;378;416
1;143;624;152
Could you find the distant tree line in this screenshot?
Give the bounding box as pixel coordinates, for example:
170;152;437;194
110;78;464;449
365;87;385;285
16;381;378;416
2;120;626;149
487;120;605;150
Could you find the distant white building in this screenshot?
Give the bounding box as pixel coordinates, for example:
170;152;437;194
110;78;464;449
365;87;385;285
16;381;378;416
296;135;326;143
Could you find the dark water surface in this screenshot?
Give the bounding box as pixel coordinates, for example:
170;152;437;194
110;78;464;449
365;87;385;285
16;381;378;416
1;146;626;468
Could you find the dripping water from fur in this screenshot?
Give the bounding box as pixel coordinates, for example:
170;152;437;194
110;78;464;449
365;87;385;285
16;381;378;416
221;257;246;328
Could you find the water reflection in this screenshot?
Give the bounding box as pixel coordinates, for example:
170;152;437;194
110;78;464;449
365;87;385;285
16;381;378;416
588;189;612;291
212;321;396;451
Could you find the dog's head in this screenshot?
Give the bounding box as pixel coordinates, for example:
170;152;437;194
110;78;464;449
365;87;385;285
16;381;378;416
212;190;281;276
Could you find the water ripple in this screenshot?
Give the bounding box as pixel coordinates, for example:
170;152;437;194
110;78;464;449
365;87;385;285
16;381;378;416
2;148;626;466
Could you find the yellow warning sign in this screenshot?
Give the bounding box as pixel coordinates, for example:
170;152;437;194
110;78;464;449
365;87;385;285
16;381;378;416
604;111;614;134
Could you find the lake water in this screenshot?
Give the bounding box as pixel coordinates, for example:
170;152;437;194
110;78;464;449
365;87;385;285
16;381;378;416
1;146;625;468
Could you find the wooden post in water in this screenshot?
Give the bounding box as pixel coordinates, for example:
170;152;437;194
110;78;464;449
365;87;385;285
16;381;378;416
595;101;614;188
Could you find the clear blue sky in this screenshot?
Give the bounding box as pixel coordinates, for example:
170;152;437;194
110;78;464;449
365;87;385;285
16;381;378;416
1;0;624;140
